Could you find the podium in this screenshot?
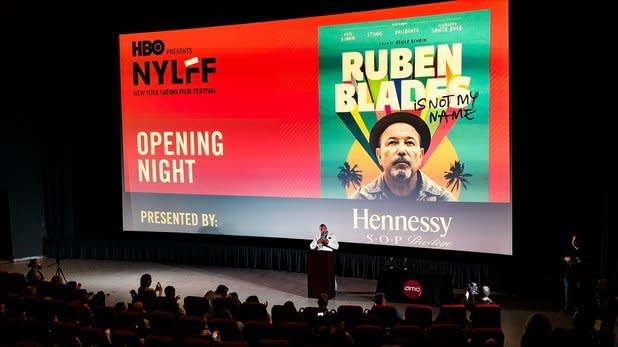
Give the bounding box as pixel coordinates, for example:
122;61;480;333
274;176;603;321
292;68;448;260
307;250;335;298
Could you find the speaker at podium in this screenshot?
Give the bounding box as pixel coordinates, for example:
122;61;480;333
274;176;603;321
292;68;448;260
307;224;338;298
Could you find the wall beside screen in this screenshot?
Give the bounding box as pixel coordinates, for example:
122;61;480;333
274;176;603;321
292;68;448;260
119;0;511;255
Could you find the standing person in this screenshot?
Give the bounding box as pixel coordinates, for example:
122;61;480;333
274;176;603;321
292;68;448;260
309;224;339;292
561;233;587;313
310;224;339;251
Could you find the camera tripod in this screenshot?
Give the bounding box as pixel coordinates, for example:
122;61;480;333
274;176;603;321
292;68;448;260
54;258;67;283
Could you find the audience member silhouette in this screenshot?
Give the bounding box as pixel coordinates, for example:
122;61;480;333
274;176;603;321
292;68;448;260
520;312;552;347
552;307;596;347
282;300;300;322
480;285;494;304
133;273;161;312
25;259;45;286
317;293;329;312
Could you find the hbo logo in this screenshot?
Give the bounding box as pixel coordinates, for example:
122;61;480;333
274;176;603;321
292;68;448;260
132;40;165;56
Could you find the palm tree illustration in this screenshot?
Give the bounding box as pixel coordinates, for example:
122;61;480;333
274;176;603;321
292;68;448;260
444;160;471;192
337;162;363;190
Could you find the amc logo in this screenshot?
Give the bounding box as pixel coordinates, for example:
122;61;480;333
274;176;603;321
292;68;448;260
403;280;423;299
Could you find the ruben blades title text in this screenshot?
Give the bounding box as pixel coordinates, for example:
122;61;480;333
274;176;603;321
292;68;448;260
335;43;471;112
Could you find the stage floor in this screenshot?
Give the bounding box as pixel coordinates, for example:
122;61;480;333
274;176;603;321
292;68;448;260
2;258;576;347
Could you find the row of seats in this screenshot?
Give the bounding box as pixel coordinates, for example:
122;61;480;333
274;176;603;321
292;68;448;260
182;295;501;330
1;317;504;347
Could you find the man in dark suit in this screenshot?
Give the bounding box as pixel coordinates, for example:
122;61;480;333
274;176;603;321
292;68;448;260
562;234;588;312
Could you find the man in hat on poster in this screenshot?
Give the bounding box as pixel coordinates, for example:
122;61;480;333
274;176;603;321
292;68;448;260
351;112;455;201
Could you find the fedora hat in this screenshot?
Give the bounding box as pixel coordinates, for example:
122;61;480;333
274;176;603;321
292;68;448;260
369;112;431;153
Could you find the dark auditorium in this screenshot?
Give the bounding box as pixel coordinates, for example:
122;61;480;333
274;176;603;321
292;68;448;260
2;1;614;347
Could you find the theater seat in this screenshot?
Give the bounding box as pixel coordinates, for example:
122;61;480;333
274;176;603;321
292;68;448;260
471;304;501;328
